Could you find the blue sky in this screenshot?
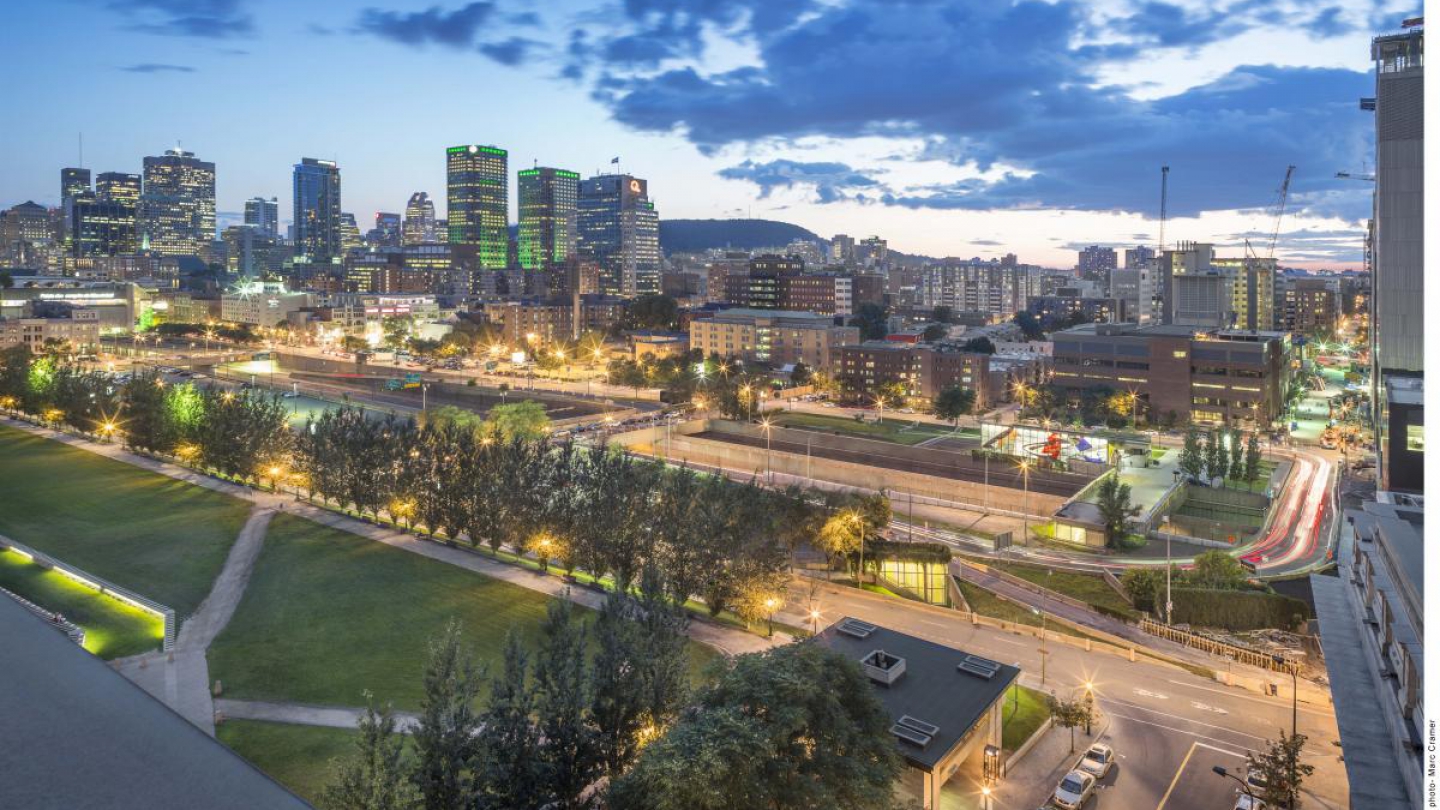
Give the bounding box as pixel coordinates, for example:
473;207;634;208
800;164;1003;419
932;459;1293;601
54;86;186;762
0;0;1415;267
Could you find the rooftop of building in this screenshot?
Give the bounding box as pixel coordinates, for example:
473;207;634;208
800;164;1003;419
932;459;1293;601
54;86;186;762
704;307;841;323
1348;499;1424;606
1385;374;1424;405
814;618;1019;772
1054;323;1288;342
0;595;312;810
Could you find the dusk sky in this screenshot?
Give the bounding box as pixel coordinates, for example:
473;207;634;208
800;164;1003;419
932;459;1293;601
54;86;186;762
2;0;1416;268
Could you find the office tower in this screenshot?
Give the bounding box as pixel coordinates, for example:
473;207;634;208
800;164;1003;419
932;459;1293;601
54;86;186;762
293;158;342;263
140;148;216;256
69;194;138;257
93;172;141;255
517;167;578;277
446;145;508;269
577;173;660;297
830;234;855;264
857;236;888;266
61;168;91;202
1077;245;1117;283
244;197;279;237
223;225;283;279
403;192;436;245
96;172;141;207
373;212;401;247
1369;26;1424;494
339;212;362;253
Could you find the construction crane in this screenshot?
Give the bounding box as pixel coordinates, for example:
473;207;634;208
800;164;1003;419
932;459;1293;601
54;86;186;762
1335;170;1376;182
1158;165;1170;254
1266;165;1296;259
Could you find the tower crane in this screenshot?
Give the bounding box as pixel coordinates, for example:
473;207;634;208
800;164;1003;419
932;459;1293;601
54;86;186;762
1267;165;1296;259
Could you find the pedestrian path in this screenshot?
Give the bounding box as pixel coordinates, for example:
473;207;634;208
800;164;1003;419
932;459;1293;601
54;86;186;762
216;698;420;733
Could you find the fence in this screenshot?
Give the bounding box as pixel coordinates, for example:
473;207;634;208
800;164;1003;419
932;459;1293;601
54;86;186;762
0;537;176;652
1139;618;1296;673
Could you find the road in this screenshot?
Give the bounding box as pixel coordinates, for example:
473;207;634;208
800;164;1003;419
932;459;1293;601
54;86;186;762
782;582;1349;809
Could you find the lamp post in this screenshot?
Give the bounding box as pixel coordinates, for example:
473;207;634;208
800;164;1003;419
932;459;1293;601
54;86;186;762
1275;654;1298;809
1018;459;1032;543
980;786;992;810
852;512;866;588
1032;606;1047;686
760;417;773;485
808;607;821;637
1212;766;1256;802
1164;516;1173;624
764;597;778;637
1083;680;1095;735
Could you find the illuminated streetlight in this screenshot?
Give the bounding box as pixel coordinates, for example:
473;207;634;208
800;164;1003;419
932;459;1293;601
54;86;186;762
764;597;778;637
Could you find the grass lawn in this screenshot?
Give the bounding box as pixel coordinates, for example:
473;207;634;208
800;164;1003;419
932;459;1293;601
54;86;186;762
1001;684;1052;751
772;412;962;446
0;548;164;659
217;720;355;805
967;557;1137;618
0;424;252;616
956;579;1101;642
209;514;722;711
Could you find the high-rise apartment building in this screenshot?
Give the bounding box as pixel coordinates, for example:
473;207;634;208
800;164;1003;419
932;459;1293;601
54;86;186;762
403;192;436;245
339;213;362;253
244;197;279;237
920;261;1037;316
1160;242;1274;331
293;158;342;263
830;234;856;264
1077;245;1117;283
446;145;508;270
1123;245;1155;269
517;167;579;277
577;173;660;297
140;148;215;256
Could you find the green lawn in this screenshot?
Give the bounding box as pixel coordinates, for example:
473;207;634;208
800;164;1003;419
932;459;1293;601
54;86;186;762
0;548;164;659
1001;684;1052;752
0;424;252;616
771;413;964;445
955;579;1100;642
209;514;722;711
217;720;356;805
967;558;1137;618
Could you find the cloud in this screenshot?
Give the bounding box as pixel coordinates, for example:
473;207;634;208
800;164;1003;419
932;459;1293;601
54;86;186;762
119;62;196;73
355;2;496;48
94;0;254;38
590;0;1373;219
970;239;1003;246
718;159;881;203
479;36;540;66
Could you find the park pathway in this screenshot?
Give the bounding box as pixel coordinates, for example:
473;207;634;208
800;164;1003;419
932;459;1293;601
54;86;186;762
112;505;274;736
215;698;421;733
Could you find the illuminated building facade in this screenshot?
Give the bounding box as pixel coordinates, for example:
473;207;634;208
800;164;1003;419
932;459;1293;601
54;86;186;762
140;148;216;256
293;158;342;263
244;196;279;237
402;192;436;245
517;167;578;277
577;173;659;297
446;145;508;270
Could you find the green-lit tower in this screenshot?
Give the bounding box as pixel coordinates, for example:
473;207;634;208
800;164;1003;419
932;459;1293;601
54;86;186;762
446;145;508;270
517;167;578;278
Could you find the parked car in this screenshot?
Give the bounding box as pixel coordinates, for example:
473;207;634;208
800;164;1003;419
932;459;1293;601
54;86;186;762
1076;743;1115;779
1051;770;1096;809
1232;794;1267;810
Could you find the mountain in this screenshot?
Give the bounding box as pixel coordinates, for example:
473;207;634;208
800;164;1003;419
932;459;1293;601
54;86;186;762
659;218;822;254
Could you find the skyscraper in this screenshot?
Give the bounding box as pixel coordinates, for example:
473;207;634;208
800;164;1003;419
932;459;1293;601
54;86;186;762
1077;245;1117;282
577;173;660;297
446;145;508;269
339;212;363;253
140;148;216;256
517;167;578;277
96;172;141;208
293;158;342;263
244;197;279;238
61;168;91;202
373;212;402;247
403;192;436;245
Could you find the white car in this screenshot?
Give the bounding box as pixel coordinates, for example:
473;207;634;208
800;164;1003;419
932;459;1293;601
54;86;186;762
1233;794;1267;810
1051;770;1096;809
1076;743;1115;779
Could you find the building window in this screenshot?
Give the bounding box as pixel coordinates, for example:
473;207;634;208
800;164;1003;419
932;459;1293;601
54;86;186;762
1406;424;1424;452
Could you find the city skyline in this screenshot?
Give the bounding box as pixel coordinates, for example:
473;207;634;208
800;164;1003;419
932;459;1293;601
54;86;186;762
3;1;1416;270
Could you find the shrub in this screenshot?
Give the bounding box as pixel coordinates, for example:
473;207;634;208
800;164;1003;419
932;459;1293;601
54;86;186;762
1170;588;1311;631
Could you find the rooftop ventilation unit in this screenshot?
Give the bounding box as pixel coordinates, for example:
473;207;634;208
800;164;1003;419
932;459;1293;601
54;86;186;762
837;618;878;639
957;654;1002;681
891;715;940;748
861;649;906;686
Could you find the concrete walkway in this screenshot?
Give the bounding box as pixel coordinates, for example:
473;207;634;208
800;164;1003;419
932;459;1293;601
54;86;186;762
215;698;420;733
112;505;275;736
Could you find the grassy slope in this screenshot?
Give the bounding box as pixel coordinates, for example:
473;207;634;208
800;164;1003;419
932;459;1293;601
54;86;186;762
771;412;963;445
1001;684;1053;751
965;555;1136;618
216;720;355;805
0;549;164;659
209;514;721;711
0;424;251;616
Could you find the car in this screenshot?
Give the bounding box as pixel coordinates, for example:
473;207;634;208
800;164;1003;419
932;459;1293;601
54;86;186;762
1233;794;1267;810
1075;743;1114;779
820;402;837;408
1051;770;1096;809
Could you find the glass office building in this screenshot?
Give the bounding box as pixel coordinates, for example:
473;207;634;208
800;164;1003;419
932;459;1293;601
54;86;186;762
140;148;216;257
293;158;342;263
446;145;508;270
517;167;578;275
577;173;659;297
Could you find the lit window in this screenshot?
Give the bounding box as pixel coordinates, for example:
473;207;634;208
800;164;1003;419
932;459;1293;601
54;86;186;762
1407;425;1424;452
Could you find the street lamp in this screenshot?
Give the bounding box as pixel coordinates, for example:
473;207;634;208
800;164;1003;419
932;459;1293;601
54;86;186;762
764;597;778;637
1274;654;1299;809
1212;766;1257;802
1083;680;1095;735
808;607;822;637
850;512;866;588
1032;605;1047;686
980;785;992;810
1163;514;1173;624
760;417;774;485
1017;459;1032;543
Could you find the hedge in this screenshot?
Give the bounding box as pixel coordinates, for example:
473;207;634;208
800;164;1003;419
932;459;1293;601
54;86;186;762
1171;588;1311;631
859;539;953;565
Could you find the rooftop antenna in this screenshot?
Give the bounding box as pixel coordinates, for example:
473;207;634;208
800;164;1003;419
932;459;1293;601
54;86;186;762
78;132;84;168
1158;165;1169;255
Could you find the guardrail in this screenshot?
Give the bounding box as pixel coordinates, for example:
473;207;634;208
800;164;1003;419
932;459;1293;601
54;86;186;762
1139;618;1296;674
0;585;86;647
0;537;176;652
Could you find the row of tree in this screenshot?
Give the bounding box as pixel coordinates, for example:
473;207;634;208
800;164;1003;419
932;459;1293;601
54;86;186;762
1178;428;1264;487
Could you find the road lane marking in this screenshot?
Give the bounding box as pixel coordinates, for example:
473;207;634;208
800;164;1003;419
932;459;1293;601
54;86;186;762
1162;680;1335;717
1191;701;1229;715
1134;688;1170;700
1154;741;1197;810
